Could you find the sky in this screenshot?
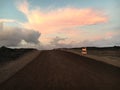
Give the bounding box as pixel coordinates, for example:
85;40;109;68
0;0;120;49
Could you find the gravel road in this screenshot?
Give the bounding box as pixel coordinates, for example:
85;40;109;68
0;50;120;90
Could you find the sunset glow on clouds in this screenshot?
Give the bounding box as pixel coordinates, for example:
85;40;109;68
17;0;107;33
0;0;120;49
17;0;108;46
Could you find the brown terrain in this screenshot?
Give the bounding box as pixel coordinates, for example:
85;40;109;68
69;47;120;67
0;49;120;90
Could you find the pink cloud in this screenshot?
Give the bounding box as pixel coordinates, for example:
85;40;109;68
22;8;107;33
92;31;117;41
17;0;29;15
105;32;115;38
17;0;108;45
18;1;107;32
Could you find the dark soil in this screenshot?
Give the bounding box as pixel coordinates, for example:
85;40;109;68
0;50;120;90
0;46;36;63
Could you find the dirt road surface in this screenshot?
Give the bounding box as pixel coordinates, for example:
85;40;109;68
0;50;120;90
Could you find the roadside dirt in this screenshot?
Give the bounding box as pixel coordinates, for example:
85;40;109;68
0;50;40;84
66;49;120;67
0;50;120;90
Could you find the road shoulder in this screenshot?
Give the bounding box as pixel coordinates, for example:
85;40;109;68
0;50;40;84
63;49;120;68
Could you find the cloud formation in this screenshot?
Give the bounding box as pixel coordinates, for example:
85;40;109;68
0;25;40;47
50;36;66;48
18;1;107;33
16;0;109;48
0;19;16;23
76;31;120;47
0;0;119;49
17;0;108;35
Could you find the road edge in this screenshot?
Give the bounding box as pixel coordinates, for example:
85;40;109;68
0;50;40;84
62;49;120;68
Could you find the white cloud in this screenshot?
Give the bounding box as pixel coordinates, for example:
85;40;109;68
0;25;40;47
